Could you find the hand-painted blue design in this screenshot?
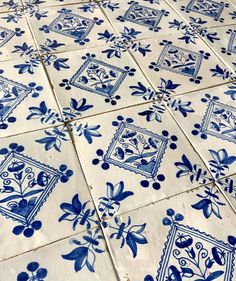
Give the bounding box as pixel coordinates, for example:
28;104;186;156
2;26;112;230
27;101;62;125
185;0;225;20
62;228;104;273
92;116;177;189
230;11;236;19
98;181;134;219
44;9;101;44
167;98;194;117
99;0;119;11
228;31;236;54
149;42;207;83
122;4;164;32
217;177;236;201
138;101;166;123
192;185;225;219
36;126;69;152
175;154;212;184
210;64;234;80
70;54;128;100
0;0;20;11
17;261;47;281
0;26;15;47
62;98;93;121
224;83;236;100
0;143;73;237
145;208;236;281
130;82;157;101
72;123;101;144
59;194;97;230
209;148;236;179
156;78;180;100
0;75;43;130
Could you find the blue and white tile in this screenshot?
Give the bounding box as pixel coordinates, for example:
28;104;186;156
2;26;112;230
0;0;22;13
0;125;97;261
200;25;236;73
166;83;236;180
44;46;157;121
22;0;99;9
101;182;236;281
166;0;236;28
130;33;234;96
100;0;185;41
0;13;37;62
27;3;116;54
70;102;213;217
217;174;236;212
0;227;118;280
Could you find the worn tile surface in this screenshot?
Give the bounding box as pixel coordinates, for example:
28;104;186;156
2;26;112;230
0;0;235;280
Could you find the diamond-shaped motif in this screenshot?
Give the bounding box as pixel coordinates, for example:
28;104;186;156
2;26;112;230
157;223;235;281
156;44;203;77
48;12;95;41
0;151;60;225
186;0;224;19
0;76;31;123
201;100;236;143
123;4;164;29
228;32;236;54
70;58;127;98
104;122;168;177
0;26;15;47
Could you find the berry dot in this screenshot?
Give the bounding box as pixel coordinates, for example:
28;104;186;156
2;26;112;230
101;163;109;170
171;135;177;141
92;159;99;165
141;180;149;187
162;130;169;137
152;182;160;190
97;149;103;156
170;143;177;150
157;174;165;181
117;115;124;121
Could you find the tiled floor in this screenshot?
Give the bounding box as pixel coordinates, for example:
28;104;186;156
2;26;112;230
0;0;236;280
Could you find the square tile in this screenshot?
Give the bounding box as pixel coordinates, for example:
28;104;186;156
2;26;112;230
44;46;158;121
166;0;236;28
200;25;236;73
0;227;118;280
70;102;213;217
130;33;234;96
0;58;62;138
0;126;97;261
27;3;117;54
217;174;236;211
166;83;236;180
0;14;37;62
101;0;185;40
101;183;236;280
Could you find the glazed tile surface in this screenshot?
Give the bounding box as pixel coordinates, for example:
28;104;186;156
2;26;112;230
0;0;235;281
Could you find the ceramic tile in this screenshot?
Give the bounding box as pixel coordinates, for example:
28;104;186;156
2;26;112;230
0;227;118;280
166;83;236;180
100;0;186;41
44;46;160;121
129;33;234;97
22;0;100;8
165;0;236;28
0;58;64;138
27;3;116;54
217;174;236;212
200;25;236;73
70;102;213;217
0;13;37;62
0;125;98;261
101;183;236;280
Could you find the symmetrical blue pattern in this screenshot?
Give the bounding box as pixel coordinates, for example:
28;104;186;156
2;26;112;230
123;4;164;29
156;44;203;77
70;58;127;98
0;26;15;47
48;12;95;42
228;31;236;54
104;122;168;177
201;100;236;143
186;0;225;20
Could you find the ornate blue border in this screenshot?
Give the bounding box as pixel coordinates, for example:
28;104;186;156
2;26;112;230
0;26;15;47
104;122;168;178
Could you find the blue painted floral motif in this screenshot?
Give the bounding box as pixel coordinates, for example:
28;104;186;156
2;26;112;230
175;154;212;184
62;98;93;121
217;177;236;201
227;30;236;54
145;208;236;281
138;101;166;123
0;74;43;130
17;261;47;281
92;115;178;189
210;64;234;80
98;181;134;219
185;0;225;20
224;83;236;100
122;4;164;31
192;94;236;143
59;194;97;230
149;41;209;83
208;148;236;179
72;123;101;144
192;185;225;219
0;143;73;237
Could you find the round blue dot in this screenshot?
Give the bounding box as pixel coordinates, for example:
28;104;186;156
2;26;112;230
192;130;199;136
141;180;149;187
162;130;169;137
92;159;99;165
97;149;103;156
157;174;165;181
102;163;109;170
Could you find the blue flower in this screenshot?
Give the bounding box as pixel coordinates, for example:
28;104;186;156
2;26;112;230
17;262;47;281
